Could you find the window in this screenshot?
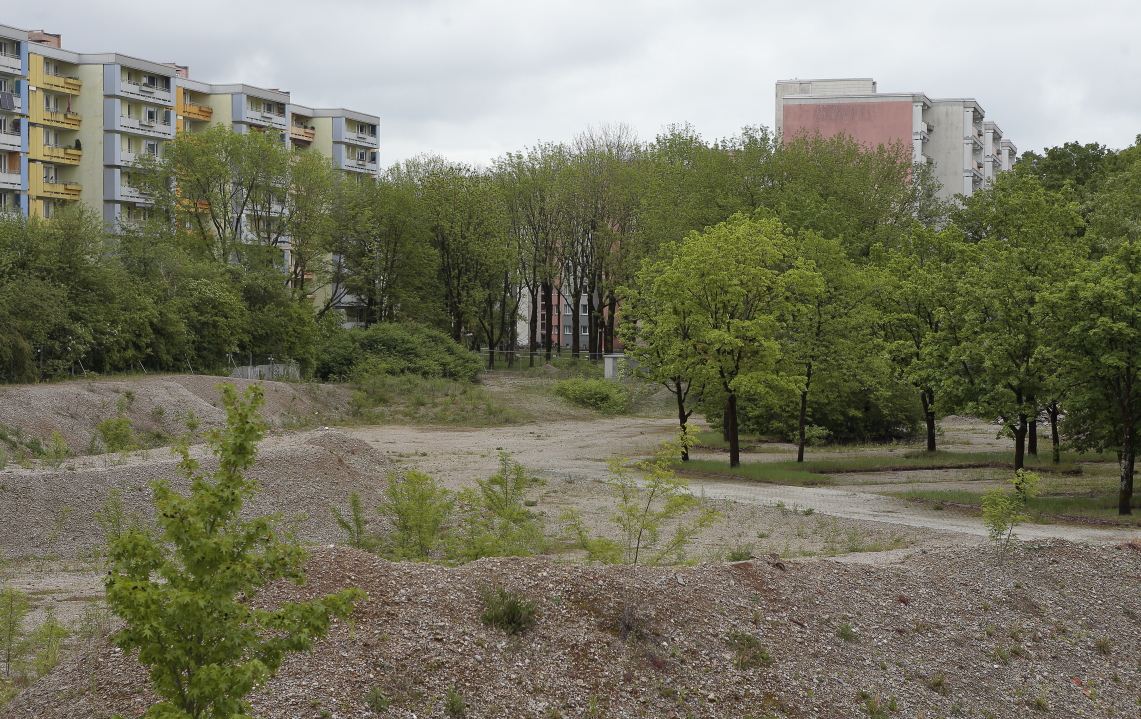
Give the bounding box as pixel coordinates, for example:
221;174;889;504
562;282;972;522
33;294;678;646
42;165;56;183
145;140;159;156
564;325;572;335
581;326;588;335
0;78;7;93
564;303;572;315
581;303;588;315
42;200;53;218
143;74;157;88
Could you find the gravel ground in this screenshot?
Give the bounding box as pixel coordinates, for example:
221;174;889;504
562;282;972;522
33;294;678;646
0;429;389;559
5;540;1140;718
0;374;350;454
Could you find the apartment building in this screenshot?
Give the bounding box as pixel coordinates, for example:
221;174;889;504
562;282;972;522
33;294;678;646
775;78;1017;201
0;23;379;223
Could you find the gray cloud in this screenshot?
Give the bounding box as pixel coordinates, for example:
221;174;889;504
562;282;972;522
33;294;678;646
15;0;1139;165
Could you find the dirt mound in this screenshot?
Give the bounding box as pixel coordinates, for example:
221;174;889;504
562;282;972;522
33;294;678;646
0;375;350;453
7;541;1140;718
0;429;388;559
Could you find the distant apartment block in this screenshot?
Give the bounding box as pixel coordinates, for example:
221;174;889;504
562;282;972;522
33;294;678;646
0;22;379;223
775;78;1016;201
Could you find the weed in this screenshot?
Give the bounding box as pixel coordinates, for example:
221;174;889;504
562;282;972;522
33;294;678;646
836;622;859;643
41;432;69;470
554;378;630;414
860;692;889;718
926;672;948;695
989;647;1011;665
1033;688;1050;712
728;544;755;561
1095;636;1113;655
481;585;537;635
444;685;466;717
725;630;772;669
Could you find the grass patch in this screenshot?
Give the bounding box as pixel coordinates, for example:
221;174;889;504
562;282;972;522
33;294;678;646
348;374;523;426
673;459;827;486
674;451;1081;486
892;488;1141;526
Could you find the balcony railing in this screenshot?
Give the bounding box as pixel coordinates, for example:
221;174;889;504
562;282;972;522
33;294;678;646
119;114;173;137
0;129;19;151
0;172;20;190
38;109;81;129
0;52;19;73
180;101;212;121
42;72;82;93
289;125;315;142
38;143;83;165
121;80;173;102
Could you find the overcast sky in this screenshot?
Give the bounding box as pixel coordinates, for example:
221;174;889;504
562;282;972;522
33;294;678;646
12;1;1140;167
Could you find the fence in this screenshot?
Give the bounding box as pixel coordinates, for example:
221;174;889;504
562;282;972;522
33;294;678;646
227;355;300;381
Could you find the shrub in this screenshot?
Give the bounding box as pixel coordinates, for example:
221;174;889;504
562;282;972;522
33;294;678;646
331;492;380;552
104;384;364;718
317;322;481;382
480;585;537;635
836;622;859;643
728;544;755;561
363;686;390;712
96;416;135;453
554;378;630;415
379;470;454;559
725;630;772;669
444;685;466;717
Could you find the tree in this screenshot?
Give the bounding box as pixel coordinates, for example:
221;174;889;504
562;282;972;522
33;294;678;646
879;224;967;451
378;470;454;559
633;213;811;467
1048;238;1141;514
779;233;880;461
105;384;363;718
0;585;29;678
946;174;1085;469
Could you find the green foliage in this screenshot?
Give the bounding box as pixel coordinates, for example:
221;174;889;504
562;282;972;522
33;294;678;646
317;322;481;382
450;454;547;562
378;471;454;559
444;685;467;717
93;487;155;559
104;384;364;719
568;438;720;565
836;622;859;643
724;630;772;669
480;585;537;635
330;492;380;552
97;417;135;454
0;585;29;678
363;686;391;712
982;471;1041;552
554;378;630;414
29;606;68;678
41;431;70;469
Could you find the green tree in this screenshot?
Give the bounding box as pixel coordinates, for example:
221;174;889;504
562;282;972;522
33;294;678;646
633;213;809;467
947;174;1085;469
1047;238;1141;514
330;492;380;552
105;384;363;718
378;470;454;559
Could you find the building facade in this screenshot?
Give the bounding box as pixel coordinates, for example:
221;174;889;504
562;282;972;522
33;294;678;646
775;78;1016;201
0;23;378;223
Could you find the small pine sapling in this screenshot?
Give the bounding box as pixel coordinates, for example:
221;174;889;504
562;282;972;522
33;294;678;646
331;491;379;552
104;384;364;719
379;470;454;559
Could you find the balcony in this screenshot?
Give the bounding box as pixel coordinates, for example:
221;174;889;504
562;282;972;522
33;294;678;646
0;50;20;75
41;73;82;94
30;175;81;199
0;128;20;152
0;172;21;191
179;101;212;121
32;107;81;130
343;157;378;174
351;130;379;147
121;80;173;106
117;113;174;139
0;94;22;113
118;183;153;204
289;125;315;143
34;144;82;166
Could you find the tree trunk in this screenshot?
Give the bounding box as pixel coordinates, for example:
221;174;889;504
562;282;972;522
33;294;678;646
527;286;538;367
1120;426;1135;515
920;388;937;452
1013;415;1027;471
605;296;617;354
797;390;808;463
675;380;691;462
1048;402;1060;464
726;393;741;469
541;281;553;361
1027;400;1038;456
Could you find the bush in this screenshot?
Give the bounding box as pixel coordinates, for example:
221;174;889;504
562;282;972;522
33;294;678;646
480;585;537;635
554;378;630;414
317;322;481;382
725;630;772;669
